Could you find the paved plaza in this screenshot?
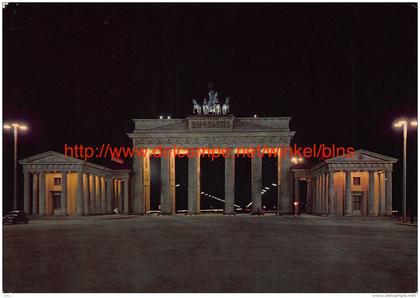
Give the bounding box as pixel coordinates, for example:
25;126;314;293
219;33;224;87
3;214;417;293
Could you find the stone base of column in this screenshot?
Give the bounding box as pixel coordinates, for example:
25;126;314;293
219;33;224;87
223;211;236;215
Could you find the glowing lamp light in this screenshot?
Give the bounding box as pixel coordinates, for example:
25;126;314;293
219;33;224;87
167;116;171;119
293;201;298;207
393;120;405;128
393;119;417;128
291;157;304;164
254;114;257;118
272;183;277;187
4;123;28;131
159;115;163;119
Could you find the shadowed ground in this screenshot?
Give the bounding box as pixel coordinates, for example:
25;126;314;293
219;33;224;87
3;214;417;293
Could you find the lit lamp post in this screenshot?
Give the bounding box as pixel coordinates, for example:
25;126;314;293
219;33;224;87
4;122;28;210
393;119;417;223
294;201;299;217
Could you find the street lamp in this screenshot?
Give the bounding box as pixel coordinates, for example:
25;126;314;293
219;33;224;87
291;157;304;165
293;201;299;217
4;122;28;210
393;118;417;223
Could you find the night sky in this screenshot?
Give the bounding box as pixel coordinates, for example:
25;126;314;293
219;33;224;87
3;4;417;213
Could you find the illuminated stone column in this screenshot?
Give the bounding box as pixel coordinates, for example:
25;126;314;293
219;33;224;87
316;177;320;214
61;172;68;215
101;177;106;214
188;153;200;215
90;175;96;214
319;174;324;214
318;175;322;214
39;171;46;216
306;178;312;214
328;171;335;215
113;179;117;211
321;175;324;214
169;155;176;214
345;170;352;216
312;176;317;214
118;180;123;212
278;149;292;215
314;176;319;214
76;171;83;216
133;154;151;214
224;149;235;215
96;176;101;214
324;173;329;214
23;170;30;214
161;152;176;215
124;179;129;214
368;171;375;216
385;170;392;216
32;173;39;215
378;173;386;215
251;152;262;214
83;174;90;216
106;178;112;213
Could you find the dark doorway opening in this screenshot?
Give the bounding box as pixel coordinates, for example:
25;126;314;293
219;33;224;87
262;156;278;212
149;157;161;211
235;156;251;212
200;156;224;211
51;191;61;210
299;180;308;213
175;157;188;212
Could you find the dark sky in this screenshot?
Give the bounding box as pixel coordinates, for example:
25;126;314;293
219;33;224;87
3;3;417;213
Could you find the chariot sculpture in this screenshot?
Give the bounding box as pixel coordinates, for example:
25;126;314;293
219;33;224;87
192;84;230;116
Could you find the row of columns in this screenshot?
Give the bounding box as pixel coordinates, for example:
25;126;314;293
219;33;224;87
306;170;392;216
133;149;292;215
23;171;129;216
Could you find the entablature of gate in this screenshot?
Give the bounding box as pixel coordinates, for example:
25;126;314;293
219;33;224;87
129;134;294;148
128;116;295;148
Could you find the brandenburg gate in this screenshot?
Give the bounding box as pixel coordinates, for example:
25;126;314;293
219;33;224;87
128;115;295;215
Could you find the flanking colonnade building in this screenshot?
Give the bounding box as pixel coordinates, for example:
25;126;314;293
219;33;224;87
19;115;397;217
19;152;130;216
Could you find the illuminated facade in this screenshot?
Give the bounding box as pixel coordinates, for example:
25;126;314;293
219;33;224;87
293;150;397;216
19;118;397;217
19;151;130;216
